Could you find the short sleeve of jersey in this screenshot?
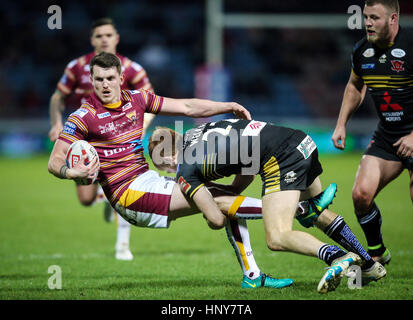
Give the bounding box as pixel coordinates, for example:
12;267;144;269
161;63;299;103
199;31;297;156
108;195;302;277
130;89;163;114
57;59;78;95
58;106;91;144
351;41;362;77
176;164;205;199
124;60;154;92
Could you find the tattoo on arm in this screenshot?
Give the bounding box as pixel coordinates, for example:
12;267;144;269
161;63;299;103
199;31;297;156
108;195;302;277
59;165;68;179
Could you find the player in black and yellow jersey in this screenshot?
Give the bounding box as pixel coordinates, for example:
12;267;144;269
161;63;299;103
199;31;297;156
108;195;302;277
332;0;413;265
149;119;386;293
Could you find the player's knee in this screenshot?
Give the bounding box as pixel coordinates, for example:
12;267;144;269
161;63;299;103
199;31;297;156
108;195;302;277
352;185;374;211
78;197;95;207
266;232;284;251
207;215;226;230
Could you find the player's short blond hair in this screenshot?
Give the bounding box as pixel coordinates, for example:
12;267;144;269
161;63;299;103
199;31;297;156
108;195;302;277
148;127;182;164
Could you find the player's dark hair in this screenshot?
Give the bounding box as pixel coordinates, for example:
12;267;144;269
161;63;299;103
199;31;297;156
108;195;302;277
90;52;122;76
365;0;399;15
90;17;117;36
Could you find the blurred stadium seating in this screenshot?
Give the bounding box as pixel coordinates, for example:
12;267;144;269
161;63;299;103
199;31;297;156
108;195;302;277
1;0;413;156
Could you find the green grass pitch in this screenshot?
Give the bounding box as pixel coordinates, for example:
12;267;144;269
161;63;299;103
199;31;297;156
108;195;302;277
0;153;412;300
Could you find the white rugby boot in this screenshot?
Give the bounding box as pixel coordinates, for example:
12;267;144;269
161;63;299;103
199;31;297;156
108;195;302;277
317;252;362;294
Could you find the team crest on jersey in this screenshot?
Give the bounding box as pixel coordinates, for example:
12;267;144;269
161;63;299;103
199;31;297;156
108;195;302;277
391;60;405;72
126;110;137;124
362;48;375;58
379;54;387;64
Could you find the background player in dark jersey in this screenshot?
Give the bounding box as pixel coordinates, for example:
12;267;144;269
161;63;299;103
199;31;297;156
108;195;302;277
331;0;413;266
48;18;155;261
148;120;386;293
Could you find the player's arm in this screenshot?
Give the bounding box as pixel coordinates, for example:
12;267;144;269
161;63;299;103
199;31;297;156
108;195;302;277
49;90;68;142
191;186;227;229
160;97;251;120
331;71;366;150
48;139;98;180
206;174;255;195
142;113;156;138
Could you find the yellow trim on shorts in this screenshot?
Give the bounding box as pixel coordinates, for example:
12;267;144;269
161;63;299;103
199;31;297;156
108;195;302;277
118;189;146;207
228;195;246;218
263;156;280;194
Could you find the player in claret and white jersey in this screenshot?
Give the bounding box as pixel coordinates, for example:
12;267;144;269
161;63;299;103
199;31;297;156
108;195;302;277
48;18;155;260
48;52;301;290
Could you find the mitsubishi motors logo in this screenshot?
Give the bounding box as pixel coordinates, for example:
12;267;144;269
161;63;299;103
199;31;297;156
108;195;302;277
380;92;403;122
379;92;403;111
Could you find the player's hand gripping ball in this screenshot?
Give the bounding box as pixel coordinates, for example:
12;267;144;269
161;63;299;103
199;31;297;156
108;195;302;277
66;140;99;185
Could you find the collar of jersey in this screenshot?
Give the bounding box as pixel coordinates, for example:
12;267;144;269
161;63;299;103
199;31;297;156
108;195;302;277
375;41;394;49
103;101;122;109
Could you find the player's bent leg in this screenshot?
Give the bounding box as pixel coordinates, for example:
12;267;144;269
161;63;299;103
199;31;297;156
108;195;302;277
262;190;324;257
168;185;202;221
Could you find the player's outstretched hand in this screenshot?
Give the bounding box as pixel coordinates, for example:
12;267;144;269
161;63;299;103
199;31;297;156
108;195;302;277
393;132;413;158
230;102;251;120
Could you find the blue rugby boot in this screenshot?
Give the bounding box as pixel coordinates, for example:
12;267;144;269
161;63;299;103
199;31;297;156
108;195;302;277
317;252;362;293
241;273;293;289
296;183;337;228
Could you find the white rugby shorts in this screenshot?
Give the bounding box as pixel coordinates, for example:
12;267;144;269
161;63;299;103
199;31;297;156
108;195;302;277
114;170;176;228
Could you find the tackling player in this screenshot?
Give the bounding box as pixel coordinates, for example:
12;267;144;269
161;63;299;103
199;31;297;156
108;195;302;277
148;120;387;293
48;18;154;260
331;0;413;265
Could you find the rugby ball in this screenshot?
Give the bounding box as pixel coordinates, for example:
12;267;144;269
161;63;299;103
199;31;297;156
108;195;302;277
66;140;99;185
